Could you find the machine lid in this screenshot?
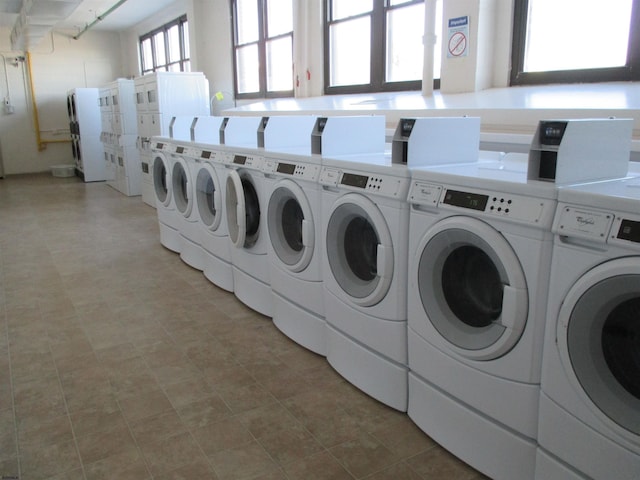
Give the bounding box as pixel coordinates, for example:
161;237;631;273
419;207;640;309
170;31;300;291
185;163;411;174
153;154;171;207
416;216;528;360
171;157;192;216
195;164;223;231
558;258;640;438
267;178;314;273
326;193;393;307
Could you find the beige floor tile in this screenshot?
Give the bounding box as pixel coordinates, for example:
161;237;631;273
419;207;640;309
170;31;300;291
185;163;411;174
362;461;423;480
0;409;17;461
175;395;233;429
257;420;325;467
68;400;125;438
19;439;81;479
129;409;187;446
208;440;280;480
139;431;205;477
192;416;255;457
368;415;436;459
282;451;354;480
329;432;402;479
117;387;174;422
406;446;481;480
75;421;139;466
17;414;74;449
83;450;151;480
152;458;219;480
218;382;278;414
163;376;218;408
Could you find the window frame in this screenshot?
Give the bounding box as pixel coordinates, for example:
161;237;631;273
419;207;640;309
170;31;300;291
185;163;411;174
511;0;640;86
139;15;190;75
231;0;294;100
323;0;427;95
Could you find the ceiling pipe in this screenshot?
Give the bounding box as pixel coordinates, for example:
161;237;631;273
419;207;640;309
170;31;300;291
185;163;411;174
72;0;129;40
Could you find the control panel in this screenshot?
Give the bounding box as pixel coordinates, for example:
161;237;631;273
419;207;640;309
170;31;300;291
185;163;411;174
408;181;553;225
262;159;320;182
319;166;407;199
225;152;263;170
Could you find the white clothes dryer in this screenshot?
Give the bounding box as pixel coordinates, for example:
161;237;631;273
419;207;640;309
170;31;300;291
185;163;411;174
319;155;411;411
151;137;181;252
263;150;325;355
406;159;557;480
222;146;272;317
536;176;640;480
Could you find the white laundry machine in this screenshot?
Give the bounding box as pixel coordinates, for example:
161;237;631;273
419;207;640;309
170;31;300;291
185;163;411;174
221;116;272;316
406;158;558;480
319;154;412;411
151;137;181;252
191;116;234;292
169;116;205;270
535;176;640;480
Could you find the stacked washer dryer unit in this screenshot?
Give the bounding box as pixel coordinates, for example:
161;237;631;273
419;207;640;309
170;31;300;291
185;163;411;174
219;116;273;316
260;116;327;354
191;116;234;291
531;119;640;480
137;72;210;208
168;116;205;269
318;115;415;411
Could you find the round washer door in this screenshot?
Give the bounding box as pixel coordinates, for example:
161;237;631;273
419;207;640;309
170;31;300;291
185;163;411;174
195;163;223;232
558;258;640;438
226;170;261;249
267;179;314;273
326;193;394;307
171;156;192;217
416;216;528;360
153;153;171;207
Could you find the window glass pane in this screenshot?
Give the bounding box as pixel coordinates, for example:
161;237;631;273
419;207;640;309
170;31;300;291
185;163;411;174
236;0;260;44
386;3;425;82
330;16;371;86
183;60;191;72
524;0;632;72
156;65;168;72
168;63;182;72
183;21;190;58
267;35;293;91
389;0;413;5
153;31;166;67
332;0;373;20
267;0;293;37
236;44;260;93
167;25;181;63
141;38;153;71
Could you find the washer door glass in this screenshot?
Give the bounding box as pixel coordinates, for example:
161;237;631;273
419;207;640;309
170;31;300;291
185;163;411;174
326;193;393;307
226;170;260;249
268;179;314;272
559;259;640;437
153;154;171;206
171;157;191;216
416;216;528;360
196;164;222;232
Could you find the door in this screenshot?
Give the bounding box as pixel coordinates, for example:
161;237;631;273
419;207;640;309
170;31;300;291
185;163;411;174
267;179;315;273
153;153;171;207
226;170;261;249
171;157;193;217
557;258;640;437
415;216;528;360
196;164;223;233
325;193;394;307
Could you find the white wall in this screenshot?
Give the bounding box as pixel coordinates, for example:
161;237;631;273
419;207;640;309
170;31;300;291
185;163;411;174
0;29;124;174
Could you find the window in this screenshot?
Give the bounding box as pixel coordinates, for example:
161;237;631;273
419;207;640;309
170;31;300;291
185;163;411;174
511;0;640;85
324;0;426;94
140;15;190;75
231;0;294;99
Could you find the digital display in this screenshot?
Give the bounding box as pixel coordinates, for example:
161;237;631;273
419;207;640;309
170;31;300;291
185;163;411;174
341;173;369;189
201;151;211;159
316;117;327;133
141;162;149;173
175;146;184;154
156;142;164;149
276;163;296;175
443;189;488;211
234;155;247;165
617;219;640;243
539;121;567;146
399;118;415;137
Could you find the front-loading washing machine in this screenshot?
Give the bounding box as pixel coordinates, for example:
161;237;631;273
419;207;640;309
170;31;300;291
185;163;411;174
169;116;205;270
319;154;412;411
222;145;271;317
151;137;181;252
535;176;640;480
191;116;234;291
406;158;558;480
263;149;325;354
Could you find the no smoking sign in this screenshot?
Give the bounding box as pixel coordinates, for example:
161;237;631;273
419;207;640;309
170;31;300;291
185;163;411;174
447;16;469;58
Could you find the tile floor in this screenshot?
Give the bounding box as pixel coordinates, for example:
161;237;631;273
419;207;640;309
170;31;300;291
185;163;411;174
0;174;488;480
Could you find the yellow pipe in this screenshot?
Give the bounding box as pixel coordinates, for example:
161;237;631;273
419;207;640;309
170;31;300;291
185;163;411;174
26;52;71;151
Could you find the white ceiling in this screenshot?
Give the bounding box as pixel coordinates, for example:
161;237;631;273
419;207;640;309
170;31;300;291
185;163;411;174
0;0;178;32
